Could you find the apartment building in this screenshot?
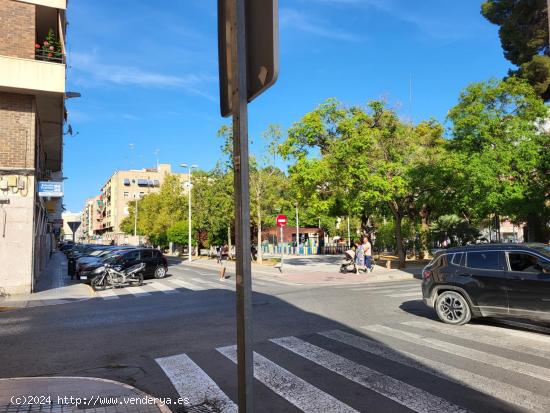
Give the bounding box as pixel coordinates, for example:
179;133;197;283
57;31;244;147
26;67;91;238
93;164;188;245
0;0;69;295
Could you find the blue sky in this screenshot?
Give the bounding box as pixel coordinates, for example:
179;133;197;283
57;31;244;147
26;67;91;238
64;0;511;212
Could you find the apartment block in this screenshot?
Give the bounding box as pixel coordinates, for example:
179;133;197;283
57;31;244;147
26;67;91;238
90;164;188;245
0;0;68;295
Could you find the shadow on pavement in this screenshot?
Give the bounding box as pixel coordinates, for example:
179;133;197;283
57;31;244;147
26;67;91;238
0;284;528;413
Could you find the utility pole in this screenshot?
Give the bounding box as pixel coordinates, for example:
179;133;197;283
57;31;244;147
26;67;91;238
134;194;139;245
347;216;351;249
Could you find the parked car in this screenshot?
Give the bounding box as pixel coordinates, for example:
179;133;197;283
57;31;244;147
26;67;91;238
75;246;134;274
85;248;168;281
422;243;550;325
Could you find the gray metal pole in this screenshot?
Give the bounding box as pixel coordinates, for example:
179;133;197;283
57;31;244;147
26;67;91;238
230;0;254;410
295;203;299;252
347;216;350;249
134;197;138;239
188;167;192;263
280;225;284;270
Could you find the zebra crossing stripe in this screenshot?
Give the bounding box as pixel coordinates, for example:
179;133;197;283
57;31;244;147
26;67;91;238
95;289;120;300
271;336;468;413
362;325;550;383
320;329;550;413
354;286;419;293
469;320;550;345
148;282;179;294
217;345;358;413
125;286;151;297
386;292;423;298
403;320;550;359
168;278;206;291
191;278;232;290
155;353;237;413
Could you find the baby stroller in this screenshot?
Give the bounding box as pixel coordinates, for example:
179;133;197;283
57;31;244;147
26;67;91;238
339;249;357;273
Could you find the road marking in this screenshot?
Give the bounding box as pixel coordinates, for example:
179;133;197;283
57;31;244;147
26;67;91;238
335;282;418;290
362;324;550;383
321;329;550;413
191;278;232;290
125;286;151;297
490;320;550;336
403;320;550;359
466;323;550;345
386;292;423;298
271;336;468;413
167;278;206;291
95;289;120;300
148;282;179;294
155;353;237;413
354;286;419;293
217;345;358;413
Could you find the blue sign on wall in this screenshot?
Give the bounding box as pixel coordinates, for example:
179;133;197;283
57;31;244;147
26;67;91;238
38;181;63;197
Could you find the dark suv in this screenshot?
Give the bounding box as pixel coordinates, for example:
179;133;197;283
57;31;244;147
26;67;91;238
86;248;168;281
422;243;550;325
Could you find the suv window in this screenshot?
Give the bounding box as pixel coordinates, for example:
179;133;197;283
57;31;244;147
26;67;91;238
466;251;502;270
153;250;161;258
509;253;542;273
451;253;464;266
123;250;140;262
141;250;153;259
429;254;448;269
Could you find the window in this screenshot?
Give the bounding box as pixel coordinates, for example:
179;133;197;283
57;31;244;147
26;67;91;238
141;250;153;259
139;192;144;197
123;250;140;262
137;179;148;186
123;192;129;199
509;253;542;273
452;253;464;266
467;251;502;270
123;178;130;186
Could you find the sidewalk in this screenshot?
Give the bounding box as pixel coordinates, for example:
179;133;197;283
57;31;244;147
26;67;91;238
0;252;93;311
181;255;422;285
0;377;171;412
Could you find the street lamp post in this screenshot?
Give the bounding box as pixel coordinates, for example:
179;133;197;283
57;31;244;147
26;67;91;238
181;163;198;262
134;193;140;245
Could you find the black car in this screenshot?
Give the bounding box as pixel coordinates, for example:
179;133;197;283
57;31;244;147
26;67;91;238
422;243;550;325
86;248;168;281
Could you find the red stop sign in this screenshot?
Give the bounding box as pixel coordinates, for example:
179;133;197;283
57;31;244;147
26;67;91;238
276;214;287;227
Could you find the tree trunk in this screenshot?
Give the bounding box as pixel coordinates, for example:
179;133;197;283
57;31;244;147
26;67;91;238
389;202;406;268
257;210;263;264
419;205;430;259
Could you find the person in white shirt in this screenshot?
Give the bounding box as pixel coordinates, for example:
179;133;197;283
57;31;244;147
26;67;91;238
362;236;373;273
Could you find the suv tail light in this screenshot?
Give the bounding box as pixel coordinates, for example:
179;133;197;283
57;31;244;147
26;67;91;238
422;269;432;280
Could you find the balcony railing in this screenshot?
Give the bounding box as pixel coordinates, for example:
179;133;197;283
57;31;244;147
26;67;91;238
35;48;65;64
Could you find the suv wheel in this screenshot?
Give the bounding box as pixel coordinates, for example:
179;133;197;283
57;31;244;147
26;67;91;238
435;291;471;325
154;266;167;279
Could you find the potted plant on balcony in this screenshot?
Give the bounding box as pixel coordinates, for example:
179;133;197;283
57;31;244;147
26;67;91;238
35;28;63;63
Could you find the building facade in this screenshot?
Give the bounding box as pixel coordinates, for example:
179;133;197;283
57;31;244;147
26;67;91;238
88;164;188;245
0;0;68;295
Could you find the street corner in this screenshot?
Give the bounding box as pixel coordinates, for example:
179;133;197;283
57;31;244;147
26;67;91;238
0;376;172;413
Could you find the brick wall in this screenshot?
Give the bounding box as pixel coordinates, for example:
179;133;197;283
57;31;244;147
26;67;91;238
0;92;36;169
0;0;35;59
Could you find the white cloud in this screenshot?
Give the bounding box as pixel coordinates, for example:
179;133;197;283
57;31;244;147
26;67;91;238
70;52;217;100
280;8;362;42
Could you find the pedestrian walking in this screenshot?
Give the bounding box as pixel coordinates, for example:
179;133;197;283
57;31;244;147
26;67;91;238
219;244;229;280
362;236;374;273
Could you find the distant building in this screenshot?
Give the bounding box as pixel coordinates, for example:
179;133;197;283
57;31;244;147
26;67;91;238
85;164;188;245
61;211;81;242
0;0;69;294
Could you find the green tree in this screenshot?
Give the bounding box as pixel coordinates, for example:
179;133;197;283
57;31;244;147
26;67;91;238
481;0;550;100
447;77;550;241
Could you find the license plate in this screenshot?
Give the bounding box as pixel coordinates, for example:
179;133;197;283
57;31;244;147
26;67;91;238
80;276;88;280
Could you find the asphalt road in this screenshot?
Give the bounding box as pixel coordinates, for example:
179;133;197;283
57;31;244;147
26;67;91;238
1;262;550;412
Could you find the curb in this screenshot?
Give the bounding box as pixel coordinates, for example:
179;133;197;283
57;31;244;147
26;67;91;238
0;376;172;413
